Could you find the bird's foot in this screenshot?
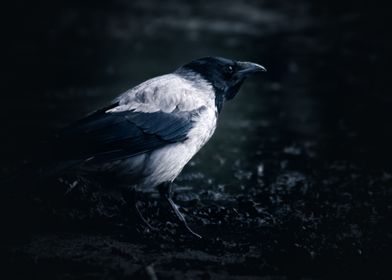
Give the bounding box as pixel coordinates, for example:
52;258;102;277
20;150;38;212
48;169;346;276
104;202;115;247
158;182;202;239
166;197;202;239
134;201;158;232
123;187;158;232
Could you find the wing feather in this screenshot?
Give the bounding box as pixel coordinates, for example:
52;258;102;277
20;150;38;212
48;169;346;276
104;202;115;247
52;105;205;163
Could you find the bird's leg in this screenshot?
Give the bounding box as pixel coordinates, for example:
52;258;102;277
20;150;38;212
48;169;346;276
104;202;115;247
123;187;156;231
158;182;202;239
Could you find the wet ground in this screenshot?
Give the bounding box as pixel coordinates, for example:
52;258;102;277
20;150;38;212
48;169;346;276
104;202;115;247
1;0;392;279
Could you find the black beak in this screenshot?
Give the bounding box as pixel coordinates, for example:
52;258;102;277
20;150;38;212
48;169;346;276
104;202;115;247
236;61;267;78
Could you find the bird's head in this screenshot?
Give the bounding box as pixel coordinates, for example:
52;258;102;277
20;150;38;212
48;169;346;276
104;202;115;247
179;56;266;112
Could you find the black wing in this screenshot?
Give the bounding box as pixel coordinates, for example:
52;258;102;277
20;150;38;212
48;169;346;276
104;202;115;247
52;105;206;163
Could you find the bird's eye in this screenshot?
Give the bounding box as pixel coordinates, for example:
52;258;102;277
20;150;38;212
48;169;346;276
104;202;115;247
224;65;234;76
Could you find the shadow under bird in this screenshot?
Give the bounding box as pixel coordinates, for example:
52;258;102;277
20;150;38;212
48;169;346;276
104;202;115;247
41;57;266;238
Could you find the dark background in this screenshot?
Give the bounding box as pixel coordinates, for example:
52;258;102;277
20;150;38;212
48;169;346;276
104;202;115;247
1;0;392;279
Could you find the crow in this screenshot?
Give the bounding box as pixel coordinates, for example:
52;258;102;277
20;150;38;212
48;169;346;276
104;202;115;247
17;57;266;238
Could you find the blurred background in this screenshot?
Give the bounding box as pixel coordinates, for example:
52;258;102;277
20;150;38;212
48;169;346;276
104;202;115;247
1;0;392;279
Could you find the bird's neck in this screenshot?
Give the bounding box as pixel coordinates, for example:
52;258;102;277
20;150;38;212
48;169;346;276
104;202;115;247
175;67;224;114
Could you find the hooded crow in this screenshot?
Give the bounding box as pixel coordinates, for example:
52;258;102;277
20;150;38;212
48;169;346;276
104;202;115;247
48;57;266;237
